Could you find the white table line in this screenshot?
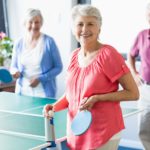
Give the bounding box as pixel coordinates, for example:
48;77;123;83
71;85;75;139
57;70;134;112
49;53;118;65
123;108;144;118
0;109;43;117
0;129;45;140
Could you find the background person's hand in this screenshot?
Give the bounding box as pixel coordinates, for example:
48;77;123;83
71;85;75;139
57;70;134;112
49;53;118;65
12;71;21;79
29;78;39;87
134;72;143;86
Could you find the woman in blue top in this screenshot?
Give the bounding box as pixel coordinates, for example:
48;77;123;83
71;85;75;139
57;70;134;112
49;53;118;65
10;8;63;98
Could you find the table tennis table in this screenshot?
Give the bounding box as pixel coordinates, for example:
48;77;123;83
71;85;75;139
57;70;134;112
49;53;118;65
0;92;143;150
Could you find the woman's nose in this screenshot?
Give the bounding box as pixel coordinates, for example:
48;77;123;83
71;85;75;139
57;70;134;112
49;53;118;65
82;25;88;32
31;23;36;28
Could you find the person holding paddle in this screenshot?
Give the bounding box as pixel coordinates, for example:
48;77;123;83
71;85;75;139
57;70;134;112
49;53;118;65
44;4;139;150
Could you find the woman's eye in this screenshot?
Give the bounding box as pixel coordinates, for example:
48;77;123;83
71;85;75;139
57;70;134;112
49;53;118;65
88;23;93;26
78;23;83;26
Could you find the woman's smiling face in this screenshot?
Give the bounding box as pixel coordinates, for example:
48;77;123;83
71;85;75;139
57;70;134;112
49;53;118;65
25;15;42;35
72;16;100;46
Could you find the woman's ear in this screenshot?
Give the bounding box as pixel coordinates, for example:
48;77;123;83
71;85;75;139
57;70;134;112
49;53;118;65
99;28;101;34
97;28;101;38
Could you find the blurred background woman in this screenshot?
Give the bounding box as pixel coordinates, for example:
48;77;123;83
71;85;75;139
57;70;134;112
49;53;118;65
10;8;63;98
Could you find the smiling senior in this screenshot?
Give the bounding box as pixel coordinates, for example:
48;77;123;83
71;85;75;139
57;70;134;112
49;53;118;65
44;4;139;150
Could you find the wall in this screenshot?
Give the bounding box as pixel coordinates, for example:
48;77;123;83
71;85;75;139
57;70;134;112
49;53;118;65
92;0;150;54
6;0;78;98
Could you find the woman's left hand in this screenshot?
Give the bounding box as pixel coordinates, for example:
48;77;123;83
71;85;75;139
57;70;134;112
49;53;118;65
79;96;97;111
29;78;39;87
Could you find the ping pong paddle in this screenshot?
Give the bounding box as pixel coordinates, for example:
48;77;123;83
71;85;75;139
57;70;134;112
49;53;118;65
71;110;92;136
0;68;12;83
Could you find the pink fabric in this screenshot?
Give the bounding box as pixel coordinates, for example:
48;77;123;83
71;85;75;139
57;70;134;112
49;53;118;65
66;45;130;150
130;29;150;82
53;95;68;112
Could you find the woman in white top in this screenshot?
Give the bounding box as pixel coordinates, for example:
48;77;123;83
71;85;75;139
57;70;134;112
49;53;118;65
10;8;63;98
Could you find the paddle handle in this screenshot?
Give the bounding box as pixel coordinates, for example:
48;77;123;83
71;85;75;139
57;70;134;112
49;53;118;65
45;111;57;148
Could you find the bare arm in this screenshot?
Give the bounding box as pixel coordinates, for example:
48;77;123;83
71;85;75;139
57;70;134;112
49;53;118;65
80;73;139;110
128;53;137;74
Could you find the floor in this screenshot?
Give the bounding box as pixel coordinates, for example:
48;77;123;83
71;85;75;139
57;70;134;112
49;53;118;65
61;140;143;150
118;146;143;150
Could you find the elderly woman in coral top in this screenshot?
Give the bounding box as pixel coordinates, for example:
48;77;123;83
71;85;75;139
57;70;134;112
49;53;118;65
44;4;139;150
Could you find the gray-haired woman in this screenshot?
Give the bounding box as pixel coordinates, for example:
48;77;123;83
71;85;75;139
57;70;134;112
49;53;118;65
44;4;139;150
10;8;63;98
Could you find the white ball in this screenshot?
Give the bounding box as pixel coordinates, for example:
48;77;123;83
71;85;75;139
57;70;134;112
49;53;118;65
48;110;54;117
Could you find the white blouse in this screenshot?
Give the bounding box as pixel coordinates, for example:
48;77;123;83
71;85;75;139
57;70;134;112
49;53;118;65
19;34;45;97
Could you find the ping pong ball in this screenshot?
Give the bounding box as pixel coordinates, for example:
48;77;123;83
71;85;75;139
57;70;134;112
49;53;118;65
48;111;54;117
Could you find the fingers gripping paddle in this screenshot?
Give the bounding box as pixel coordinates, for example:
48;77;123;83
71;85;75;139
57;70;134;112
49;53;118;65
71;110;92;136
0;68;12;83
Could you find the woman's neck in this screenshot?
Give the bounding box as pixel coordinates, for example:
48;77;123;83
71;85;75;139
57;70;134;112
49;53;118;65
26;32;41;42
81;41;101;56
25;32;41;49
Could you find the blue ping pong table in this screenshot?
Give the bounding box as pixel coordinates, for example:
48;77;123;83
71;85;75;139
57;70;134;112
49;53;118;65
0;92;142;150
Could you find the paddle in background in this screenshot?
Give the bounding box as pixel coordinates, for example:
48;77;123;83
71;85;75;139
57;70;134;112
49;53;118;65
0;68;12;83
71;110;92;136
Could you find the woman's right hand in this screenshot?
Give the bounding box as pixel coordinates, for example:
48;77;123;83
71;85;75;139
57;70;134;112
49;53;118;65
12;71;21;79
80;96;97;111
134;72;143;86
43;104;54;118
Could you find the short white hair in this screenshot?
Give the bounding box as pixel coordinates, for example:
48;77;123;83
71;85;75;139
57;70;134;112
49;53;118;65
71;4;102;27
24;8;43;25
